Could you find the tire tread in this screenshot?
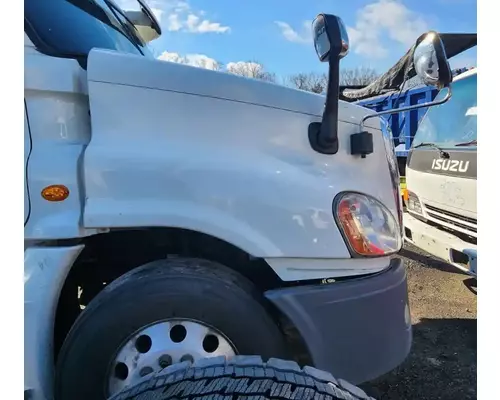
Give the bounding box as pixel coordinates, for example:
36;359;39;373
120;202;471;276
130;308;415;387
109;357;373;400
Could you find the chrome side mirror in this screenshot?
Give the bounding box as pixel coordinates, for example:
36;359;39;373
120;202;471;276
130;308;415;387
413;31;452;89
312;14;349;62
308;14;350;155
353;31;454;159
359;32;454;138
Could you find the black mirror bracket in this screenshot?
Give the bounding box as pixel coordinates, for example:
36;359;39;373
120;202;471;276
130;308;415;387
308;122;339;154
350;131;373;158
308;14;349;155
308;57;340;155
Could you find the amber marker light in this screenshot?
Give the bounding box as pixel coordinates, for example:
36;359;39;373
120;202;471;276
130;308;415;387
41;185;69;202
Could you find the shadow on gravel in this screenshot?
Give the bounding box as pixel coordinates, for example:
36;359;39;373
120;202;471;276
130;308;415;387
463;278;477;295
399;247;466;275
361;318;477;400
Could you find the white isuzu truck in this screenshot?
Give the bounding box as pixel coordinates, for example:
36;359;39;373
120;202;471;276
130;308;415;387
404;68;477;277
24;1;456;399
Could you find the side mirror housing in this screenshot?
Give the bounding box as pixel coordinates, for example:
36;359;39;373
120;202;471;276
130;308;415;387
359;31;454;143
413;31;452;89
312;14;349;62
125;0;162;43
308;14;350;155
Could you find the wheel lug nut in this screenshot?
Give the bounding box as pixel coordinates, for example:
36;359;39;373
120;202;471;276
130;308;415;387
139;366;154;377
158;355;172;368
180;354;194;363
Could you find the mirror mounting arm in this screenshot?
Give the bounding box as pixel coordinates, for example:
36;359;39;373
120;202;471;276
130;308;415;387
359;85;453;130
309;57;341;154
350;85;452;158
308;13;347;155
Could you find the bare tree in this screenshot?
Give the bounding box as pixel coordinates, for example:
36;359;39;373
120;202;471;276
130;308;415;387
287;67;378;93
225;61;276;82
286;72;327;93
340;66;378;86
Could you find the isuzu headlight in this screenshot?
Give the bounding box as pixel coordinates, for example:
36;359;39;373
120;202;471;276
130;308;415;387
334;192;402;256
406;190;423;215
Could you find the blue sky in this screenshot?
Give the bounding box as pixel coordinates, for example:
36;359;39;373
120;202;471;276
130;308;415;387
122;0;477;77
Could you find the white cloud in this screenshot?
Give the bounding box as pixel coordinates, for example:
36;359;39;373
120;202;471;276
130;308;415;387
157;53;273;81
347;0;428;59
116;0;230;34
195;18;230;34
347;26;388;59
161;0;230;34
166;14;182;31
183;14;230;33
173;1;190;12
157;51;221;70
275;21;312;44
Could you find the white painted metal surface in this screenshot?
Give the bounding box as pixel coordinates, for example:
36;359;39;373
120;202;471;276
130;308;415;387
24;45;98;240
404;213;477;275
266;256;394;281
406;166;477;221
24;245;84;400
84;49;397;264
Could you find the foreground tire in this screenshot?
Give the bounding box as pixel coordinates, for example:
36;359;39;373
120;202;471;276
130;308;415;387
55;258;287;400
108;356;374;400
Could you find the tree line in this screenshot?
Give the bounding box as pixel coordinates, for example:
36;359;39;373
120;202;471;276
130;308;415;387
177;57;379;93
283;67;379;93
226;63;379;92
163;55;471;94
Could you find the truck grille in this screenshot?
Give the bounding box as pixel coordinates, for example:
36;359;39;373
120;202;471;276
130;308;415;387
423;203;477;236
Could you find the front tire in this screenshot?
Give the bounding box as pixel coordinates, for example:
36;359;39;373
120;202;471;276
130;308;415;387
55;258;287;400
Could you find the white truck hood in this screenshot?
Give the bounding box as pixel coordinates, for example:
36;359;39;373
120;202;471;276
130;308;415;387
83;48;397;266
86;49;380;130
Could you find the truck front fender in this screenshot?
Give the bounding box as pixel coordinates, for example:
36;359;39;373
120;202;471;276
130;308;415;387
84;198;283;257
24;244;84;400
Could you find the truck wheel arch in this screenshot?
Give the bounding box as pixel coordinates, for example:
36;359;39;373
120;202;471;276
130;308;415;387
53;227;310;363
83;201;283;258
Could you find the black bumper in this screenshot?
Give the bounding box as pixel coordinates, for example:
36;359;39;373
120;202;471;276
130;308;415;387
264;258;411;384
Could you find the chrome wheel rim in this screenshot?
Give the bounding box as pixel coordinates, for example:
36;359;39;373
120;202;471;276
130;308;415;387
107;319;237;397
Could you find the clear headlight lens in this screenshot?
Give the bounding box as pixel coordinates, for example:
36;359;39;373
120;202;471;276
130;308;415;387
406;191;423;215
334;192;402;256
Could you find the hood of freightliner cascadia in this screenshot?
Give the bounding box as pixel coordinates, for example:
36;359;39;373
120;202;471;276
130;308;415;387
84;49;398;268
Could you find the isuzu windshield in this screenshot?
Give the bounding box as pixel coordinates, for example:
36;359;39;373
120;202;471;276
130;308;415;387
412;73;477;149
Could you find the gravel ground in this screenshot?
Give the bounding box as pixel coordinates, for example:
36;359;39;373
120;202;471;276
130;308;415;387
360;243;477;400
